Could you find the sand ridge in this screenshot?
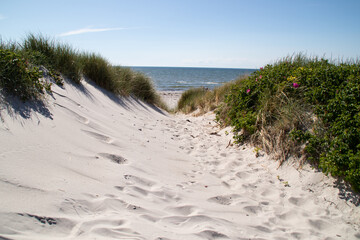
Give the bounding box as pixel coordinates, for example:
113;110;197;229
0;80;359;239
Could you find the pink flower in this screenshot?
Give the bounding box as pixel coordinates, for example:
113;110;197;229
293;83;300;88
259;75;262;79
255;78;258;82
260;67;263;70
246;89;251;93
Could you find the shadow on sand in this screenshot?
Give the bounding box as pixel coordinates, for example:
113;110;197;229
0;93;53;123
0;78;167;127
83;78;168;116
334;179;360;207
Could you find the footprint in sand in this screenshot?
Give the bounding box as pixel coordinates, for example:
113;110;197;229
290;232;307;239
241;182;258;190
55;103;90;124
167;205;197;216
251;225;271;233
277;210;300;221
140;214;160;223
207;194;240;205
99;153;128;164
197;230;229;239
22;213;58;225
221;181;232;189
8;213;76;236
308;219;331;231
82;130;113;144
243;205;262;215
114;186;125;191
130;186;149;196
152;189;181;202
288;196;308;206
235;171;250;179
260;188;280;199
123;175;156;188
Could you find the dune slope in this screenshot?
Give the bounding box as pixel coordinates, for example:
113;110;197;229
0;80;359;240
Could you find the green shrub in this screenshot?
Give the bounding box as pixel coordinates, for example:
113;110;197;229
0;49;46;100
218;54;360;191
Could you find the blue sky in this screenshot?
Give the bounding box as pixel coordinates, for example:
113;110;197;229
1;0;360;68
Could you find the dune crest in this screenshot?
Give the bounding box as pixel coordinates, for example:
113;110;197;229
0;80;359;239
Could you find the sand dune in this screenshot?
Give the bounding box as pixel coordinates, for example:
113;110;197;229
0;80;359;240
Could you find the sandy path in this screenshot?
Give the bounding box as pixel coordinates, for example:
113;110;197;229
0;80;359;239
158;91;182;110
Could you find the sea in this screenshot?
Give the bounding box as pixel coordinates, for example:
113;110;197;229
130;67;257;91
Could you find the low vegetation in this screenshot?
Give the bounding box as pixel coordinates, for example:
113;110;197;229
177;87;208;113
23;33;82;83
0;34;164;107
176;78;246;114
0;48;47;100
178;54;360;191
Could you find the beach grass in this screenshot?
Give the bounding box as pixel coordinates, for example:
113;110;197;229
0;33;165;107
177;87;208;113
23;33;82;83
80;52;115;91
176;76;247;114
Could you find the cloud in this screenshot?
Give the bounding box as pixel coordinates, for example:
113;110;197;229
0;14;6;20
58;27;126;37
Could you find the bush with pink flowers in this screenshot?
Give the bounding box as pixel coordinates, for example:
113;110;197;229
217;54;360;191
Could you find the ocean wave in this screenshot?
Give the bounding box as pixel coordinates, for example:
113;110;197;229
203;82;220;85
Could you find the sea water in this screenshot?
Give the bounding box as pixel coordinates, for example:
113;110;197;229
130;67;256;91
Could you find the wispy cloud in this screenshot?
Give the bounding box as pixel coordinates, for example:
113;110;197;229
58;27;126;37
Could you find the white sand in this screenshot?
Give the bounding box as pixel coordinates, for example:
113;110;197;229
0;80;359;240
159;91;183;110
